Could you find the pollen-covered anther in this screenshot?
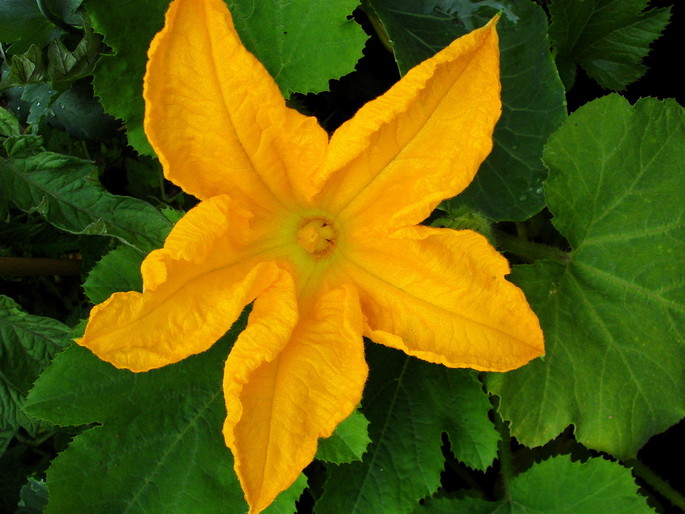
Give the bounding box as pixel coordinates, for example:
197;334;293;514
297;218;337;257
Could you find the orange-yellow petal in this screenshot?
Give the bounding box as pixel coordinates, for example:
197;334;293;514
223;280;366;513
318;18;501;232
341;226;543;371
144;0;328;209
78;196;280;372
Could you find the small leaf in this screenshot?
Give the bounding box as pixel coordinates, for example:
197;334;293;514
489;95;685;458
316;409;370;464
416;455;652;513
549;0;671;90
8;45;46;85
83;245;144;304
0;151;172;252
317;345;498;513
0;106;21;137
0;295;70;453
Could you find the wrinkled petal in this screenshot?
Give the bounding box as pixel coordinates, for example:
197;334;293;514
223;280;366;513
78;196;281;371
144;0;328;209
340;226;543;371
318;18;501;233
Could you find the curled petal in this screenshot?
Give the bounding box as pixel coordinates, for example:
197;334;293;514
223;281;366;513
319;18;501;233
145;0;328;208
342;226;543;371
78;196;280;372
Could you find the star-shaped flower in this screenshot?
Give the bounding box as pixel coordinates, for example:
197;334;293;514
79;0;544;511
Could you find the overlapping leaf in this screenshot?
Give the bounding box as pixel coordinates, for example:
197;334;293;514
317;344;498;513
488;95;685;458
364;0;566;221
316;409;370;464
415;455;652;513
0;0;83;54
0;150;171;252
84;0;366;155
549;0;671;90
0;296;70;453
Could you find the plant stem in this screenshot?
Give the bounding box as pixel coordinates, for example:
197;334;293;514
493;229;571;264
626;458;685;511
493;406;514;500
0;256;81;277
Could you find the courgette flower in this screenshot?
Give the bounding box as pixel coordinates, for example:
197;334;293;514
79;0;544;511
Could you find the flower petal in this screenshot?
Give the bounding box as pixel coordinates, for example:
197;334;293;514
144;0;328;208
341;226;543;371
223;280;366;513
318;18;501;232
78;196;281;372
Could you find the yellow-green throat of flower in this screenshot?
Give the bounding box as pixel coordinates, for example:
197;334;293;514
297;218;336;257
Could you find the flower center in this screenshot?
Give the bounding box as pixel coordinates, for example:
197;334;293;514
297;218;336;257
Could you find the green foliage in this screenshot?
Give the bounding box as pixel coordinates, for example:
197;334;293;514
549;0;671;91
365;0;567;221
416;455;652;513
0;296;70;452
489;95;685;458
0;0;83;54
0;149;172;252
317;345;498;513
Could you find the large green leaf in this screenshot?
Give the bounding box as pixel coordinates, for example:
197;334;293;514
0;151;172;252
364;0;566;221
23;328;306;513
85;0;366;155
416;455;652;513
317;344;499;513
488;95;685;458
549;0;671;90
0;295;70;453
227;0;366;95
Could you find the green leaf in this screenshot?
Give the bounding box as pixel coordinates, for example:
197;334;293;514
317;345;498;513
0;0;59;53
316;409;370;464
416;455;652;513
0;107;21;137
488;95;685;458
84;0;366;155
7;45;46;86
0;295;70;453
365;0;566;221
228;0;366;95
83;245;144;304
24;320;303;513
549;0;671;90
0;151;172;252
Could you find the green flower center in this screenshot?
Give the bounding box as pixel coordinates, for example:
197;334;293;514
297;218;336;257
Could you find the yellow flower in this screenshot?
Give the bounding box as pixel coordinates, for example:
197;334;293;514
79;0;544;511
